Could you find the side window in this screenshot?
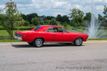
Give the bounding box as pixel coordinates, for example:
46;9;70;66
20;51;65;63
47;28;54;32
52;27;64;32
53;28;58;32
57;27;64;32
47;27;66;32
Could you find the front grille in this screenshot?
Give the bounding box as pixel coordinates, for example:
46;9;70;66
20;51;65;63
15;33;21;37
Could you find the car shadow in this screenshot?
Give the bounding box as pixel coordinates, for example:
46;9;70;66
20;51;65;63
12;44;32;48
12;43;84;48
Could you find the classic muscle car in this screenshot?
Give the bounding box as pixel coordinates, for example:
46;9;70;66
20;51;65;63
15;25;88;47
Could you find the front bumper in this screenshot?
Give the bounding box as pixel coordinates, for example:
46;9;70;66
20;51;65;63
14;36;22;40
14;33;22;40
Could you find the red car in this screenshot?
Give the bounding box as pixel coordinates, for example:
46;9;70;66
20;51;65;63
15;25;88;47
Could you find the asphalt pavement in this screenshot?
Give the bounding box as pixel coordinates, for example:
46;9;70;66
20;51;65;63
0;41;107;71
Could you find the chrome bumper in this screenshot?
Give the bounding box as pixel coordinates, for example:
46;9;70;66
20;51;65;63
14;35;22;40
14;33;22;40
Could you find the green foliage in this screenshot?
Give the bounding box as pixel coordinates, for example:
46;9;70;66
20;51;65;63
15;26;33;30
103;5;107;16
56;14;70;23
49;19;58;25
26;13;38;24
0;30;9;36
0;14;12;36
98;5;107;27
31;17;40;25
0;0;22;38
84;12;91;24
63;24;72;31
70;8;85;27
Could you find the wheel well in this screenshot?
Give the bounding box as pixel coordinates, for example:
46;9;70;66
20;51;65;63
74;37;83;42
34;37;45;43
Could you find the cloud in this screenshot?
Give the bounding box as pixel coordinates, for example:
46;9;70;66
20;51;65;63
94;0;103;2
0;4;4;8
0;0;107;16
15;0;32;4
72;4;82;9
31;0;68;9
94;0;107;3
96;5;104;11
0;0;7;4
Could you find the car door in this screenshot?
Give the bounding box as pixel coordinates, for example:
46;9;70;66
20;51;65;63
53;27;64;42
58;28;74;42
62;32;73;42
45;27;67;42
44;28;55;42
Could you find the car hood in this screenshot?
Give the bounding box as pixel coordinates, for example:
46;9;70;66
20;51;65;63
68;31;82;34
68;32;87;35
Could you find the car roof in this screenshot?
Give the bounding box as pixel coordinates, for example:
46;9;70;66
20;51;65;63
35;25;63;32
40;25;63;28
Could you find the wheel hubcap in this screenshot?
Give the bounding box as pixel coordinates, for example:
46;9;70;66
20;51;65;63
75;38;82;45
35;39;43;47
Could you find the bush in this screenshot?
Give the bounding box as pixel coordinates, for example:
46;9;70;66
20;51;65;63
0;26;34;30
15;26;33;30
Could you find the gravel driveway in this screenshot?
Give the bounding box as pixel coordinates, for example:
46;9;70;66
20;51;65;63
0;41;107;71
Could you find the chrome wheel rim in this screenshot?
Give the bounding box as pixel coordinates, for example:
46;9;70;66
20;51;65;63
35;39;43;47
75;38;82;46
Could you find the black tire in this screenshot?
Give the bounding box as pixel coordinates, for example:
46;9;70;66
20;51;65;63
74;38;83;46
33;38;44;47
28;42;34;46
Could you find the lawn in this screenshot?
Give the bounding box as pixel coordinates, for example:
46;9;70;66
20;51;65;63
0;26;34;37
0;30;9;36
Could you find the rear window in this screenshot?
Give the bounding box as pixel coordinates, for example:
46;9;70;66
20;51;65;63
35;25;41;30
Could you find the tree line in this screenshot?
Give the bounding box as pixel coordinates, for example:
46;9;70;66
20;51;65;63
19;7;107;27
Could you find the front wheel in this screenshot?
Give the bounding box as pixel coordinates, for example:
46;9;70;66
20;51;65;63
28;42;34;46
33;38;44;47
73;38;83;46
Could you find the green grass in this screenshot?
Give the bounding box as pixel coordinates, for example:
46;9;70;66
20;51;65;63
0;40;17;42
0;30;9;36
0;39;22;42
0;25;34;30
88;38;107;40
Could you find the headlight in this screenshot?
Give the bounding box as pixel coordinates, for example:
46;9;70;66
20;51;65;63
14;33;22;40
15;33;21;37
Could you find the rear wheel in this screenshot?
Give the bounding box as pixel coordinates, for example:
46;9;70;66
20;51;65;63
74;38;83;46
33;38;44;47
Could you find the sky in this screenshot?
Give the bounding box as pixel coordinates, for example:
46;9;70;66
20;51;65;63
0;0;107;16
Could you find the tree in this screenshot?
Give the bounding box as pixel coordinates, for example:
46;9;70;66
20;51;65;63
50;19;58;25
0;0;22;38
84;12;91;26
56;14;62;22
70;8;84;27
84;12;91;22
21;14;27;20
46;16;55;20
31;17;40;25
103;5;107;16
62;15;70;23
26;13;38;24
98;5;107;27
56;14;70;25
